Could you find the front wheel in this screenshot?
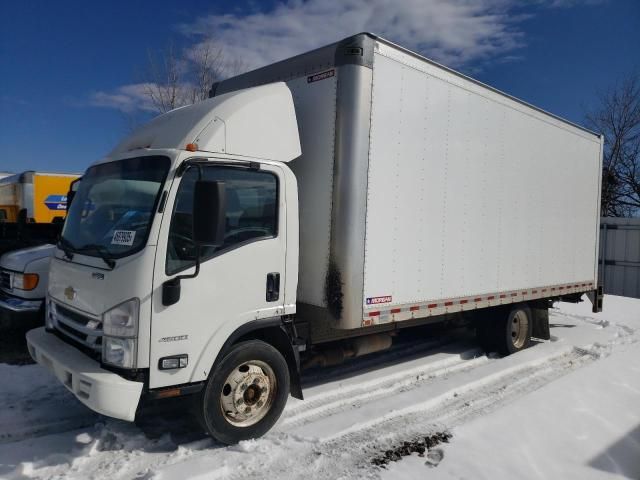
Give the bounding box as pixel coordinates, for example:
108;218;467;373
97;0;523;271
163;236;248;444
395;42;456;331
196;340;290;444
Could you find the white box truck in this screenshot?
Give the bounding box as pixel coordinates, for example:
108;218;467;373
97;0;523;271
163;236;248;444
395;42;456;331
26;33;603;444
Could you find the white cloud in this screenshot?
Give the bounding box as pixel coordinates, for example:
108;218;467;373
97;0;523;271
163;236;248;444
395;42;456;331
181;0;524;71
90;0;603;112
88;83;159;113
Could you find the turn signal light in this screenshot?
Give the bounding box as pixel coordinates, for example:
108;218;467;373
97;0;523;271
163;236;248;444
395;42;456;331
14;273;39;290
23;273;40;290
155;388;182;399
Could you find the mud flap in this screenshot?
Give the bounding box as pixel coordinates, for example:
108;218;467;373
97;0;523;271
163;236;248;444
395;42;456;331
279;322;304;401
531;307;551;340
587;286;603;313
288;344;304;400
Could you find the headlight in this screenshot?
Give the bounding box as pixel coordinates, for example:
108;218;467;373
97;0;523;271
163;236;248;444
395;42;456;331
103;298;139;337
13;273;39;291
102;298;139;368
103;337;137;369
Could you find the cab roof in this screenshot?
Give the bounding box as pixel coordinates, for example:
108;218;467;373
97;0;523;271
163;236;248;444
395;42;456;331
105;82;301;164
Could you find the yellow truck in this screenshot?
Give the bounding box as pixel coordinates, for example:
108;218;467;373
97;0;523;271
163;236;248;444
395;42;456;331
0;171;80;223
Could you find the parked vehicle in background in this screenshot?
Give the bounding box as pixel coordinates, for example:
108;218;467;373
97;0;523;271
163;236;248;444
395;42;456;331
0;178;80;329
0;217;60;257
0;174;80;256
0;171;79;223
0;244;55;328
27;33;603;444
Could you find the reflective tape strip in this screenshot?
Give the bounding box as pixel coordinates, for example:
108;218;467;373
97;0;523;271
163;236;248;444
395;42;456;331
362;281;595;326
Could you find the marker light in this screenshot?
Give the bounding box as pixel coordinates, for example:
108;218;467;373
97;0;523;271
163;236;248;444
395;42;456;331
13;273;39;291
159;355;188;370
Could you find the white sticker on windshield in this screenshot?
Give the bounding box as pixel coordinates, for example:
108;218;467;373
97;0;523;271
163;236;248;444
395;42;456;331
111;230;136;246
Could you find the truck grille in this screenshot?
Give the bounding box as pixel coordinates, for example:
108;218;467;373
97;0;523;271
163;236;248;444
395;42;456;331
52;301;102;352
0;270;11;290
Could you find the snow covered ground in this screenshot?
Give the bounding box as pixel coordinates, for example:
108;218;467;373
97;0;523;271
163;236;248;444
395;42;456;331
0;295;638;479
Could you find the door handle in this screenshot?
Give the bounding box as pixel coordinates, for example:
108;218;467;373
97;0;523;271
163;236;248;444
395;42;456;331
266;272;280;302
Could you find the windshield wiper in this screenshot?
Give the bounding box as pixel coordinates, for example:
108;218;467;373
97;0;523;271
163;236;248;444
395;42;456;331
57;236;75;261
75;243;116;269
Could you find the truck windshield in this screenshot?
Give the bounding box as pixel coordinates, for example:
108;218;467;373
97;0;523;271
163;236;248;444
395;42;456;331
61;156;170;260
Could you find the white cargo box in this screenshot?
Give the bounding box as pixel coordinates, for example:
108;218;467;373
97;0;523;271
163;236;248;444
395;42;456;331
212;33;602;335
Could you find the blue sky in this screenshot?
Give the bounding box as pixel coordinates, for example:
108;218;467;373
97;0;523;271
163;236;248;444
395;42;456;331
1;0;638;174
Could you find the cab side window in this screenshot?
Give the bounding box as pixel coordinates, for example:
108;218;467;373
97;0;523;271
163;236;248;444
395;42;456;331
166;167;278;275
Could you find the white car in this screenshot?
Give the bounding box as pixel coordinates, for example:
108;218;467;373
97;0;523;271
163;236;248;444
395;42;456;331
0;244;55;326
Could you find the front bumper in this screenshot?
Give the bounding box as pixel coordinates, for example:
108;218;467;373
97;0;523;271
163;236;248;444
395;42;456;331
0;290;43;313
26;327;143;421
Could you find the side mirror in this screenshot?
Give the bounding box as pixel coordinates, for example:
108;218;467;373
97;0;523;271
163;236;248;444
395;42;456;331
193;180;226;246
163;179;226;307
162;278;182;307
66;177;81;212
66;191;76;211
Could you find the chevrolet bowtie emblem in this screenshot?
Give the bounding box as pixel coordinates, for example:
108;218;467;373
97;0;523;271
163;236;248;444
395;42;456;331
64;286;77;301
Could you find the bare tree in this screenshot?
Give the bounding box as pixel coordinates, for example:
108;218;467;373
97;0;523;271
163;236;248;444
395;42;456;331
586;72;640;217
188;43;225;105
142;41;189;114
141;40;244;115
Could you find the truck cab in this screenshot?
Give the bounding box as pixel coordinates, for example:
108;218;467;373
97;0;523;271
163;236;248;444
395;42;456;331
27;82;302;442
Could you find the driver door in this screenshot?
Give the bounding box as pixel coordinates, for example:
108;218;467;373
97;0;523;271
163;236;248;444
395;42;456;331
150;162;288;389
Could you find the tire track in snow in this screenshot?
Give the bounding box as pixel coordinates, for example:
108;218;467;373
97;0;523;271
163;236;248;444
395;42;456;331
0;385;99;445
6;342;612;480
279;347;487;428
339;346;597;443
0;414;99;445
8;300;639;479
550;308;638;334
0;333;467;446
188;345;603;480
299;332;465;387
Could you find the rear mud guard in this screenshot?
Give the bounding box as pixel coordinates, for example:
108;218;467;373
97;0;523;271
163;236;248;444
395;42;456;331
531;307;551;340
587;286;603;313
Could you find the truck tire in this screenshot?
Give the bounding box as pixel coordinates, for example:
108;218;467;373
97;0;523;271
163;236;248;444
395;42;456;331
196;340;290;444
477;304;532;356
495;304;533;355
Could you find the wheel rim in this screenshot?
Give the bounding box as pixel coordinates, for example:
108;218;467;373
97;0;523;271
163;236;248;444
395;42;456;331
511;310;529;349
219;360;277;427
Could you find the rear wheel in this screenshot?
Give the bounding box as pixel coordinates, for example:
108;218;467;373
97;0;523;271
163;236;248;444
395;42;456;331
507;308;531;351
196;340;290;444
477;304;532;355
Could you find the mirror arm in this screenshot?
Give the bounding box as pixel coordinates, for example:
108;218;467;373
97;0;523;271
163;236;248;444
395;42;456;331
176;248;201;281
173;244;201;283
161;246;201;307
